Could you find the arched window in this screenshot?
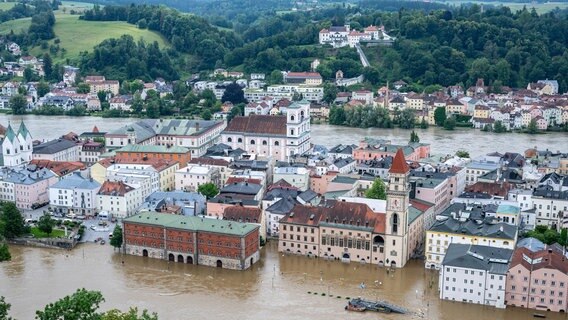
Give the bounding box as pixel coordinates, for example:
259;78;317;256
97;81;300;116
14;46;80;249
237;138;242;143
262;140;267;145
251;140;256;145
290;129;295;135
290;115;295;121
392;213;399;234
275;141;280;146
227;137;233;143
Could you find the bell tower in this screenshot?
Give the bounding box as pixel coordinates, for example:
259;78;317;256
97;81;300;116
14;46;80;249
384;148;410;268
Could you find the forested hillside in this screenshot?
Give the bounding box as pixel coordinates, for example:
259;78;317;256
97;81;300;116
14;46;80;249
77;3;568;92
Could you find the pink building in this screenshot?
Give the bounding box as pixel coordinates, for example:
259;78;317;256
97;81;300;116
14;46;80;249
506;246;568;312
9;168;59;210
353;140;430;163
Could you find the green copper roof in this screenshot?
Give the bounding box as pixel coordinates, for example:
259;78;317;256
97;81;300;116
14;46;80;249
124;211;259;236
17;121;31;139
116;144;190;154
5;124;16;142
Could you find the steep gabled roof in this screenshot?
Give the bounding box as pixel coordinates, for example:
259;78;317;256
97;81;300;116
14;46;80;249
224;115;287;135
389;148;409;174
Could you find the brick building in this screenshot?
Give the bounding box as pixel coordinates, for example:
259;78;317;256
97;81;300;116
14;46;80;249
123;211;260;270
114;145;191;167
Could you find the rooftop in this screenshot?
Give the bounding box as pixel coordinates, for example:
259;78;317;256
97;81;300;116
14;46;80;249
442;244;513;274
125;211;258;237
224;115;287;136
116;144;190;154
33;139;78;155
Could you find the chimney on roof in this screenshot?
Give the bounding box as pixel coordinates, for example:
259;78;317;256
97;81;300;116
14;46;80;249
195;122;200;131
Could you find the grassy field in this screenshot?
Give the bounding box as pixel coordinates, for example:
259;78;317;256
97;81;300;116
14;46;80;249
0;16;31;34
0;2;16;11
438;1;568;14
59;1;98;13
30;227;66;238
0;11;168;62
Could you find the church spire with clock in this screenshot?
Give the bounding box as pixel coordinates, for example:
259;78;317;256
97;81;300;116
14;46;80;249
384;148;410;268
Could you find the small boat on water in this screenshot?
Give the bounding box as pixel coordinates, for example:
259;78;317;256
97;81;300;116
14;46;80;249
533;313;546;318
345;298;407;314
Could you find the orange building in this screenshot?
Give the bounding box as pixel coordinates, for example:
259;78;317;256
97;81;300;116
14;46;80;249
114;144;191;167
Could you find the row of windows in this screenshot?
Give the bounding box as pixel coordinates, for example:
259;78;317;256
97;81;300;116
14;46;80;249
321;236;371;250
281;242;317;250
227;137;280;146
511;295;565;305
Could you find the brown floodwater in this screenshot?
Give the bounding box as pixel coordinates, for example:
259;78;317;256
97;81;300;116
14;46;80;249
0;242;565;320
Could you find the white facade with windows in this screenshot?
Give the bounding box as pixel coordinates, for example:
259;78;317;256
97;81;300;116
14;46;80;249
439;244;513;308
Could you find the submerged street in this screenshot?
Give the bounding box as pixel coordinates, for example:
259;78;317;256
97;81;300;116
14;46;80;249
1;242;566;320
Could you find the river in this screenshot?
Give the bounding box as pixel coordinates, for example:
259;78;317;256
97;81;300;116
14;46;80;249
1;243;566;320
1;114;567;157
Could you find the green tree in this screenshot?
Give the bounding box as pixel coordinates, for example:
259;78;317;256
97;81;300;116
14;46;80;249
197;183;219;200
365;178;386;200
527;119;538;134
493;120;506;133
200;109;212;120
43;53;53;80
9;94;28;115
76;83;91;94
97;91;108;103
268;70;283;85
544;229;560;245
0;243;11;262
398;108;415;129
456;150;470;158
36;289;105;320
23;67;35;83
434;107;446;126
102;308;158;320
323;82;338;104
37;81;50;97
37;213;55;236
0;203;27;239
559;229;568;247
329;106;346;125
443;116;456;130
221;83;246;104
110;225;123;250
409;130;420;143
420;118;429;129
0;296;12;319
227;103;244;123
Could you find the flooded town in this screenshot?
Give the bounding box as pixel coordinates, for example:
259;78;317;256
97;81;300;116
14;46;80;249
0;7;567;317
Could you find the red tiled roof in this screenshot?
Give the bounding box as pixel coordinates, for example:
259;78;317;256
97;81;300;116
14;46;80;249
285;72;322;79
223;206;262;223
224;115;287;135
189;157;230;167
96;157;178;171
510;247;568;274
465;181;513;197
98;180;134;196
389;148;409;174
409;199;433;213
226;177;262;185
29;159;85;177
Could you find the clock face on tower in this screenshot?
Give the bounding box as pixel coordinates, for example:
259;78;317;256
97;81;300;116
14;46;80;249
390;198;402;211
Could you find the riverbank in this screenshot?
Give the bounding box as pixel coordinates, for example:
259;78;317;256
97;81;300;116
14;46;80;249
1;114;566;157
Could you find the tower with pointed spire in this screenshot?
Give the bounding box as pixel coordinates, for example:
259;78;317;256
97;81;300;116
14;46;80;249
1;121;32;167
384;148;411;268
17;121;32;163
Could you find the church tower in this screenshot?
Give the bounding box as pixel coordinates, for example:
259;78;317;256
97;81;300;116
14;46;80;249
17;121;32;163
384;148;410;268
